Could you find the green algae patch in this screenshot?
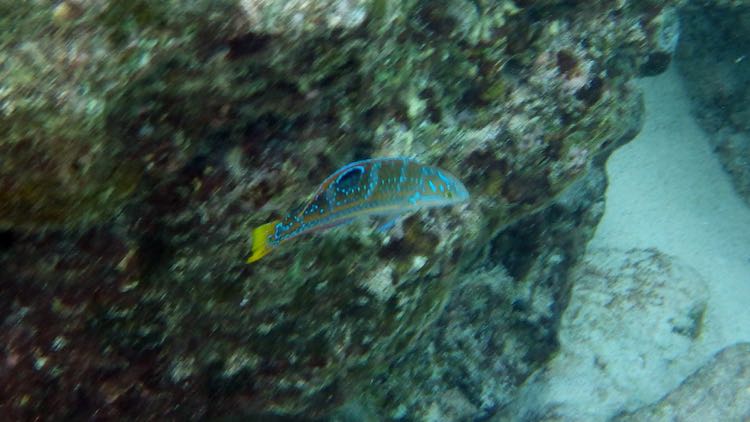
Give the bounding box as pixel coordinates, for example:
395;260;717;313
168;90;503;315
0;3;142;228
0;157;141;229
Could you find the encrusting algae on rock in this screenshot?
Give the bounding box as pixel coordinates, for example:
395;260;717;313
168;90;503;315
248;157;470;262
0;0;690;419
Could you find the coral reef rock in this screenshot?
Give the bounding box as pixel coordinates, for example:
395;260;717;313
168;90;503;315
676;1;750;204
331;165;608;421
504;248;711;421
614;342;750;422
0;0;682;419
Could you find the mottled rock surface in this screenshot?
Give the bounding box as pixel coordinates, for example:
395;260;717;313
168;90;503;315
504;248;711;421
0;0;679;419
332;165;608;421
676;2;750;204
614;343;750;422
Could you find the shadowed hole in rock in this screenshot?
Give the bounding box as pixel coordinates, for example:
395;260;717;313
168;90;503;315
0;230;16;251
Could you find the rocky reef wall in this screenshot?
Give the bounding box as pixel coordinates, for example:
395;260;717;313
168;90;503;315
0;0;680;419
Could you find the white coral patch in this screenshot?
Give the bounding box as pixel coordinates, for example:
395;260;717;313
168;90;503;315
239;0;369;33
362;264;395;301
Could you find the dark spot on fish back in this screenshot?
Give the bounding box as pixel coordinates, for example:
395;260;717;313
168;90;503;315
334;166;366;192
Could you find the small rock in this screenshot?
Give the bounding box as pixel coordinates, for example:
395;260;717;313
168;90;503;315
508;248;712;421
614;342;750;421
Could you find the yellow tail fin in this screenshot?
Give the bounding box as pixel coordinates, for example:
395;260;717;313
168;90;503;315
246;220;280;263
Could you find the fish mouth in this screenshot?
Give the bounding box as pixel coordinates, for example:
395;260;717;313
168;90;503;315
448;181;470;204
424;186;470;207
456;183;470;202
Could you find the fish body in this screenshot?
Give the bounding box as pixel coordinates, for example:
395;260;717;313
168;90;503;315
247;157;469;262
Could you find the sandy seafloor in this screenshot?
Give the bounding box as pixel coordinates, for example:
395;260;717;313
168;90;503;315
591;66;750;350
508;65;750;420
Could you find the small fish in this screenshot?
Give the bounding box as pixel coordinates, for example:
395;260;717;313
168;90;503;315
247;157;470;263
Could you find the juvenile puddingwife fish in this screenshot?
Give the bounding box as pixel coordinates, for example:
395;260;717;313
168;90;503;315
247;157;470;263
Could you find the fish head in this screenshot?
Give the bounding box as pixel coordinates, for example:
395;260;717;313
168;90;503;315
412;167;470;207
